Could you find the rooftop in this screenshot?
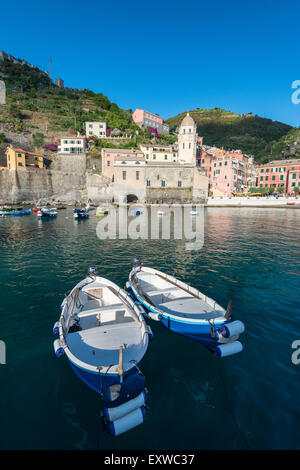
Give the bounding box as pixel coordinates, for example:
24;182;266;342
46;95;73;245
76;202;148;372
7;147;43;157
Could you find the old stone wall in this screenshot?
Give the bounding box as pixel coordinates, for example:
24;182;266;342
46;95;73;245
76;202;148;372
51;153;86;174
0;168;86;204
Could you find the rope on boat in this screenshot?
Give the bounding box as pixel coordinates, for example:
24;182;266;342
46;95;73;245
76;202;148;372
217;357;252;450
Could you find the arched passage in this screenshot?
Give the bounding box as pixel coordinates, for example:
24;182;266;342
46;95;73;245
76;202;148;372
126;194;139;204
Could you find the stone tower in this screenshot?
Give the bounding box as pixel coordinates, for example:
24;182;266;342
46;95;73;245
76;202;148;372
178;113;197;165
0;81;6;105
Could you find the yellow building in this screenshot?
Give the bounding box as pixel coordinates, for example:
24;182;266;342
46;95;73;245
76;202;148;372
5;146;44;170
140;144;178;163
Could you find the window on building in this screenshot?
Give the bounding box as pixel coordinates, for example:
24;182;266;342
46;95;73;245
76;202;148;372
18;162;23;166
266;168;269;172
272;176;275;181
293;173;296;179
183;143;185;149
18;153;22;158
146;179;150;187
265;176;268;181
164;155;168;160
146;154;149;159
136;171;139;180
189;143;191;149
280;175;284;181
161;180;166;187
225;161;227;166
107;161;110;166
122;171;126;180
153;154;156;159
178;180;182;187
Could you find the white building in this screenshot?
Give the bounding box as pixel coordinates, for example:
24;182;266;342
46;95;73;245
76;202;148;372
177;113;197;165
58;137;87;154
85;122;107;138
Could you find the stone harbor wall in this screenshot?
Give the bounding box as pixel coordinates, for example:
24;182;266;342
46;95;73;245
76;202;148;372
0;169;86;204
86;173;114;203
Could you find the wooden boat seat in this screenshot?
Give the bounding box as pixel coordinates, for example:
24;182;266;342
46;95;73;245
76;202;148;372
77;303;124;318
146;287;180;296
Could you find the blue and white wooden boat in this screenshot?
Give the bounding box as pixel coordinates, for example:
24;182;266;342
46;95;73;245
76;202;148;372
128;258;245;357
73;208;89;219
37;207;57;218
53;267;151;436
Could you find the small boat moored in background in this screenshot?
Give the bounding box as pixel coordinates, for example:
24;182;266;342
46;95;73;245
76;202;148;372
37;208;58;218
128;258;245;357
73;208;89;219
97;206;109;216
13;209;32;216
53;266;151;436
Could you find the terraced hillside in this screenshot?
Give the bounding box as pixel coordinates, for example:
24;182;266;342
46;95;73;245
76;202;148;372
166;108;295;163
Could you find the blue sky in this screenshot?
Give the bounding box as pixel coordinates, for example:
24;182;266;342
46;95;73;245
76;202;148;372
1;0;300;126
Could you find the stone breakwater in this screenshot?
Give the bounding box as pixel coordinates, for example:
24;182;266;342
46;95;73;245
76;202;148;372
206;196;300;207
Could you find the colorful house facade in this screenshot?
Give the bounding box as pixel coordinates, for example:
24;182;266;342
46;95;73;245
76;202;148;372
5;146;44;170
257;160;300;193
132;109;169;135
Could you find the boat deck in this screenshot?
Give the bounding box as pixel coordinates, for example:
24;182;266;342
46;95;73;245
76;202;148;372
136;270;225;321
66;322;142;367
66;284;145;368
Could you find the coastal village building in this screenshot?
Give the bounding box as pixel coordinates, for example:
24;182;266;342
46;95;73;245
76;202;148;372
198;145;256;195
85;122;107;138
132;109;169;135
58;137;87;154
257;159;300;193
103;113;208;203
140;144;177;162
101;148;144;180
5;146;45;169
55;78;64;88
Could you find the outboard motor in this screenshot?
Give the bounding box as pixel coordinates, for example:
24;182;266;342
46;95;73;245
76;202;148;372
131;257;142;269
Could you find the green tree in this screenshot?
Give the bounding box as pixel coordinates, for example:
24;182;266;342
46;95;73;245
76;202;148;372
32;132;44;148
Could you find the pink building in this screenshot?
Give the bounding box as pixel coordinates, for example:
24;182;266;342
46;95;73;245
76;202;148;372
210;157;247;195
132;109;169;135
101;148;144;180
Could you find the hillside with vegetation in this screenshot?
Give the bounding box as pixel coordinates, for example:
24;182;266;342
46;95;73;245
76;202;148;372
166;108;297;163
0;59;298;162
0;59;176;152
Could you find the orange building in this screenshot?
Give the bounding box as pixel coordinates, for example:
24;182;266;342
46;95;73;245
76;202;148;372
5;146;45;170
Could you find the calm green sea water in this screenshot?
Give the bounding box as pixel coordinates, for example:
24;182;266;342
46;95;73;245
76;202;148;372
0;207;299;450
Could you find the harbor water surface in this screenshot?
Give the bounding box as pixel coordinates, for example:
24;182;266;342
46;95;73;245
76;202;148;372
0;207;299;449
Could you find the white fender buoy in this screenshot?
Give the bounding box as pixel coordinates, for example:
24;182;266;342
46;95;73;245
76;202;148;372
217;341;243;357
53;321;60;335
53;339;64;357
219;320;245;339
103;391;145;422
107;406;146;436
147;311;162;321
